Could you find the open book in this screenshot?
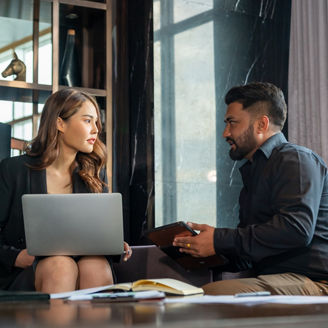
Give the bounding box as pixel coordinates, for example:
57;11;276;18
114;278;204;296
51;278;204;299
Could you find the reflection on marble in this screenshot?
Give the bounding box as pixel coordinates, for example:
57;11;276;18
5;299;165;327
153;0;291;229
223;0;278;21
1;298;328;327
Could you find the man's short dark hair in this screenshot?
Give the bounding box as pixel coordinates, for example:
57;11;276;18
224;82;287;130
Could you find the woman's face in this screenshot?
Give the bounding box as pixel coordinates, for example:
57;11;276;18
57;100;99;154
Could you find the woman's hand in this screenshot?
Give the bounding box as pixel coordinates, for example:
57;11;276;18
123;242;132;262
14;249;35;268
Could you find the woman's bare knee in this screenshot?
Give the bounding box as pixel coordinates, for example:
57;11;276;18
35;256;78;293
78;256;113;289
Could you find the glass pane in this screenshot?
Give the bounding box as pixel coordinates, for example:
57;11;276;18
12;119;32;141
154;40;163;224
0;101;13;122
174;23;216;225
154;18;217;227
174;0;213;23
11;149;21;157
39;0;52;85
38;103;44;114
13;102;33;120
0;0;34;83
153;0;161;31
38;35;52;84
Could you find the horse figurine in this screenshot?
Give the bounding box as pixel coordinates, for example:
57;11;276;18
1;52;26;81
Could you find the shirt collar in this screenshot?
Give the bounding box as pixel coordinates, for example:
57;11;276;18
257;132;287;159
239;132;288;172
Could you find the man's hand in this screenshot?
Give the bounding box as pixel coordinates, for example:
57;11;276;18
14;249;35;268
172;222;216;257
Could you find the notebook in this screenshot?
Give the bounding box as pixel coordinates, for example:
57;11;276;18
22;193;124;256
145;221;228;270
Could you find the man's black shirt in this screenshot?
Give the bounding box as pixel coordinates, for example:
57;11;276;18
214;133;328;280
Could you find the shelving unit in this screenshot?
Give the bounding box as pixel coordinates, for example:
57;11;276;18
0;0;113;188
0;80;52;103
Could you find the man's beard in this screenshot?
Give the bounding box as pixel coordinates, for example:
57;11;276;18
227;124;257;160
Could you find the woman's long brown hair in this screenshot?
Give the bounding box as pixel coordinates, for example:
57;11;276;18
26;88;107;192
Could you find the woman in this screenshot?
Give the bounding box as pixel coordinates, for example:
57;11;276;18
0;88;131;293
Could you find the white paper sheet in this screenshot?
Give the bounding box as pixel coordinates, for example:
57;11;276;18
68;290;165;301
51;284;115;299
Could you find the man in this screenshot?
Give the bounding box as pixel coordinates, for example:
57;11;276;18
173;82;328;295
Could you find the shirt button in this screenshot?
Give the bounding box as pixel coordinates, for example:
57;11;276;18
18;238;24;245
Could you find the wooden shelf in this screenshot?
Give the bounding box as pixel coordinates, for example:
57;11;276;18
58;0;106;10
0;80;52;91
58;85;107;97
0;81;106;103
11;137;28;151
0;80;52;103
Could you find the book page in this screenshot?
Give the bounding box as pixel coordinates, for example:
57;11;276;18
131;278;204;296
111;282;133;291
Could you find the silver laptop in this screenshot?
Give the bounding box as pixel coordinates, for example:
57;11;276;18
22;193;124;256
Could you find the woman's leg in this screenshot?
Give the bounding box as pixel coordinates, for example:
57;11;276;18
35;256;78;293
77;256;113;289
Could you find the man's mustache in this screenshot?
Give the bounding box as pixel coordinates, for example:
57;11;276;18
226;137;235;144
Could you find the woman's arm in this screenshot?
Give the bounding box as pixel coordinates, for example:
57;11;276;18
0;158;34;272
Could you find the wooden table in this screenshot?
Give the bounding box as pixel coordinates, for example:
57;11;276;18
1;299;328;327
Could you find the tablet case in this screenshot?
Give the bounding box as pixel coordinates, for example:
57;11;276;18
145;221;227;270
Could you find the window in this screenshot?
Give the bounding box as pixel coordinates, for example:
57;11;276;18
153;0;290;229
0;32;51;152
154;0;221;227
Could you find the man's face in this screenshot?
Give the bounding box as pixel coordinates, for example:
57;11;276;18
223;102;258;161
